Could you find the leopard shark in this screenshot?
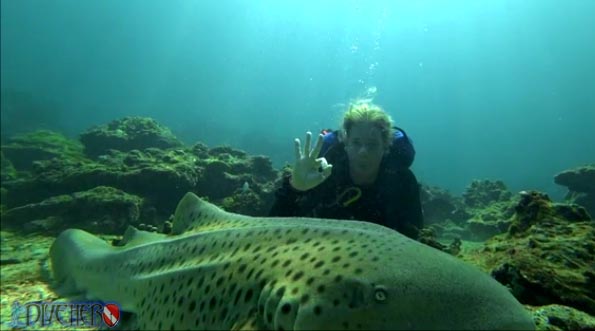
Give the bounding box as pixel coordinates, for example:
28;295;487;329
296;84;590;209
50;192;535;330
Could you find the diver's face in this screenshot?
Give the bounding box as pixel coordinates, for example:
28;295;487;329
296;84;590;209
344;122;387;185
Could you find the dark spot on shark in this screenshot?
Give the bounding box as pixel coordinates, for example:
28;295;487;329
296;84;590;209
276;286;285;297
314;305;322;315
292;271;304;281
234;289;243;305
300;294;310;304
254;269;264;280
244;288;254;302
281;303;292;314
220;307;228;321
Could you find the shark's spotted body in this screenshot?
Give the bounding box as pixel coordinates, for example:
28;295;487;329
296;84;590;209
50;192;535;330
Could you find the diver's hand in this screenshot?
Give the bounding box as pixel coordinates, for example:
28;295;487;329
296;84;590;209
290;131;333;191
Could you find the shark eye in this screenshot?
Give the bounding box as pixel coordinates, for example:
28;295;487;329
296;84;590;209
374;286;387;302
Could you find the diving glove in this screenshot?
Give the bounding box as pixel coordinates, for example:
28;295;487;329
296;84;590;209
290;131;333;191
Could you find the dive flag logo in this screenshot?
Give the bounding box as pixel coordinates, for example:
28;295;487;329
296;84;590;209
102;304;120;328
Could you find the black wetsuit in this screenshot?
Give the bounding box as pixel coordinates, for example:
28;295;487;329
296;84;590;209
269;139;424;240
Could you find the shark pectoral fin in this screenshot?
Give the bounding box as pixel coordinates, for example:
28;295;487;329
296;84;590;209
49;229;114;297
52;282;88;299
118;225;169;247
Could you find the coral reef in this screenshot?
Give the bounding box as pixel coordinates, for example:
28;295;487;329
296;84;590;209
423;179;517;241
221;190;265;216
459;190;595;315
462;179;512;208
530;304;595;331
198;155;245;200
2;186;148;234
460;180;516;240
1;149;200;214
1;117;278;234
508;190;590;235
463;199;517;241
419;184;469;225
421;181;595;321
1;130;84;171
465;216;510;241
554;164;595;217
417;226;462;256
79;116;183;158
250;155;278;182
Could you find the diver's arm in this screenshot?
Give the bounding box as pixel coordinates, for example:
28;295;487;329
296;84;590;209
386;169;424;239
269;131;333;216
400;176;424;239
268;174;306;216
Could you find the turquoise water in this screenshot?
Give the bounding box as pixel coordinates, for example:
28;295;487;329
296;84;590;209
2;0;594;197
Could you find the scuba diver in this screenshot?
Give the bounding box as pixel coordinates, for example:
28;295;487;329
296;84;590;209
269;100;424;240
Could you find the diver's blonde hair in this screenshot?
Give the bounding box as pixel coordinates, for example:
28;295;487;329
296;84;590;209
340;99;395;149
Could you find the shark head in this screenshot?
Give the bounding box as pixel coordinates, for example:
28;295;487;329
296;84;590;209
240;221;534;330
284;250;534;330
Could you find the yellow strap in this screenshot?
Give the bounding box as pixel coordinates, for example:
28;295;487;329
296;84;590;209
337;187;362;207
